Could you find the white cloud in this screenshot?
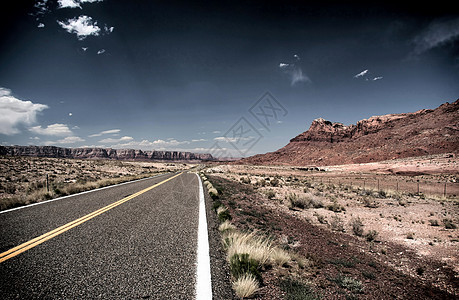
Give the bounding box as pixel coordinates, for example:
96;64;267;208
89;129;121;137
58;0;103;9
191;139;207;142
38;23;45;28
279;63;290;68
98;136;133;143
57;15;100;40
29;123;73;136
97;49;105;55
372;76;383;81
0;87;48;135
413;17;459;55
354;69;368;78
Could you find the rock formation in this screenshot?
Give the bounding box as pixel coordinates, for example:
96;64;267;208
0;146;214;161
237;99;459;166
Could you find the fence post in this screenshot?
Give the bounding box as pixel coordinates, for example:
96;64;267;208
444;181;447;197
417;180;420;194
46;174;49;193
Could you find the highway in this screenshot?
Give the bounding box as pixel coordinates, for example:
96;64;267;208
0;172;220;299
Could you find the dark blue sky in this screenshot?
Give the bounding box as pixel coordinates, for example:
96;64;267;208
1;1;458;157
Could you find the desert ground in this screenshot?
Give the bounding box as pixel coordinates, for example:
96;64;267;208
203;154;458;299
0;156;193;211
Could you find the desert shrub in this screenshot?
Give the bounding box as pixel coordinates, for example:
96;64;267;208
315;214;327;224
429;219;439;226
365;230;379;242
416;266;425;276
265;189;276;200
443;218;457;229
329;215;345;232
350;218;364;237
241;177;251;184
327;201;345;213
279;278;320;300
329;275;363;294
406;232;415;239
270;178;280;187
256;179;266;187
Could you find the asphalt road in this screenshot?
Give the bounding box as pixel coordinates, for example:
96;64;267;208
0;172;211;299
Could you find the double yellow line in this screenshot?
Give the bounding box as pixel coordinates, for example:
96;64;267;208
0;172;182;263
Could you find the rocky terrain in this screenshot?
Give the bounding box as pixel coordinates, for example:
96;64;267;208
0;145;213;162
239;100;459;166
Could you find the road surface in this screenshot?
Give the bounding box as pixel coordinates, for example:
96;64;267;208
0;172;216;299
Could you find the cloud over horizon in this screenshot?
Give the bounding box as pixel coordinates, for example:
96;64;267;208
0;88;48;135
29;123;73;136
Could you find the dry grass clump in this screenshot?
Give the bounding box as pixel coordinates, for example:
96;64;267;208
232;273;259;298
219;220;236;232
223;231;273;266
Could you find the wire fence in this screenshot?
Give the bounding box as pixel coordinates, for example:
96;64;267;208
307;176;458;198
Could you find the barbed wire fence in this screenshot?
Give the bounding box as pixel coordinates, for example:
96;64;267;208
307;176;458;198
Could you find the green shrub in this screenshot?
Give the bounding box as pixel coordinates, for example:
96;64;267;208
279;278;321;300
229;253;261;281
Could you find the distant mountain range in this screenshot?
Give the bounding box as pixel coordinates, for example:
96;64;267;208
0;146;214;162
237;99;459;166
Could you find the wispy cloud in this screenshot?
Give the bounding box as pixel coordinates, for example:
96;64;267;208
97;49;106;55
89;129;121;137
353;69;383;82
413;17;459;55
57;15;101;40
44;136;85;145
279;55;311;86
29;123;73;136
354;69;368;78
0;87;48;135
98;136;133;144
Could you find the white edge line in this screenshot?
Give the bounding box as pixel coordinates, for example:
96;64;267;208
195;173;213;300
0;173;169;215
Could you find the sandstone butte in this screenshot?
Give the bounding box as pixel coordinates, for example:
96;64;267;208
237;99;459;166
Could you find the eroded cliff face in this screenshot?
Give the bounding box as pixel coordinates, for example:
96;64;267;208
238;99;459;166
0;146;214;161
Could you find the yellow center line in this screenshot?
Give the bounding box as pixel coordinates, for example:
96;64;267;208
0;172;182;263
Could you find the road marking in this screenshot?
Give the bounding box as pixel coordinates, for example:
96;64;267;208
0;173;169;215
195;173;212;299
0;172;182;263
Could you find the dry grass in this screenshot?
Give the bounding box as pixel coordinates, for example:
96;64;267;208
232;273;259;299
223;231;273;266
219;220;236;232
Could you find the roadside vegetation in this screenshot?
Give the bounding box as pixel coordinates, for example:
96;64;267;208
201;165;458;299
